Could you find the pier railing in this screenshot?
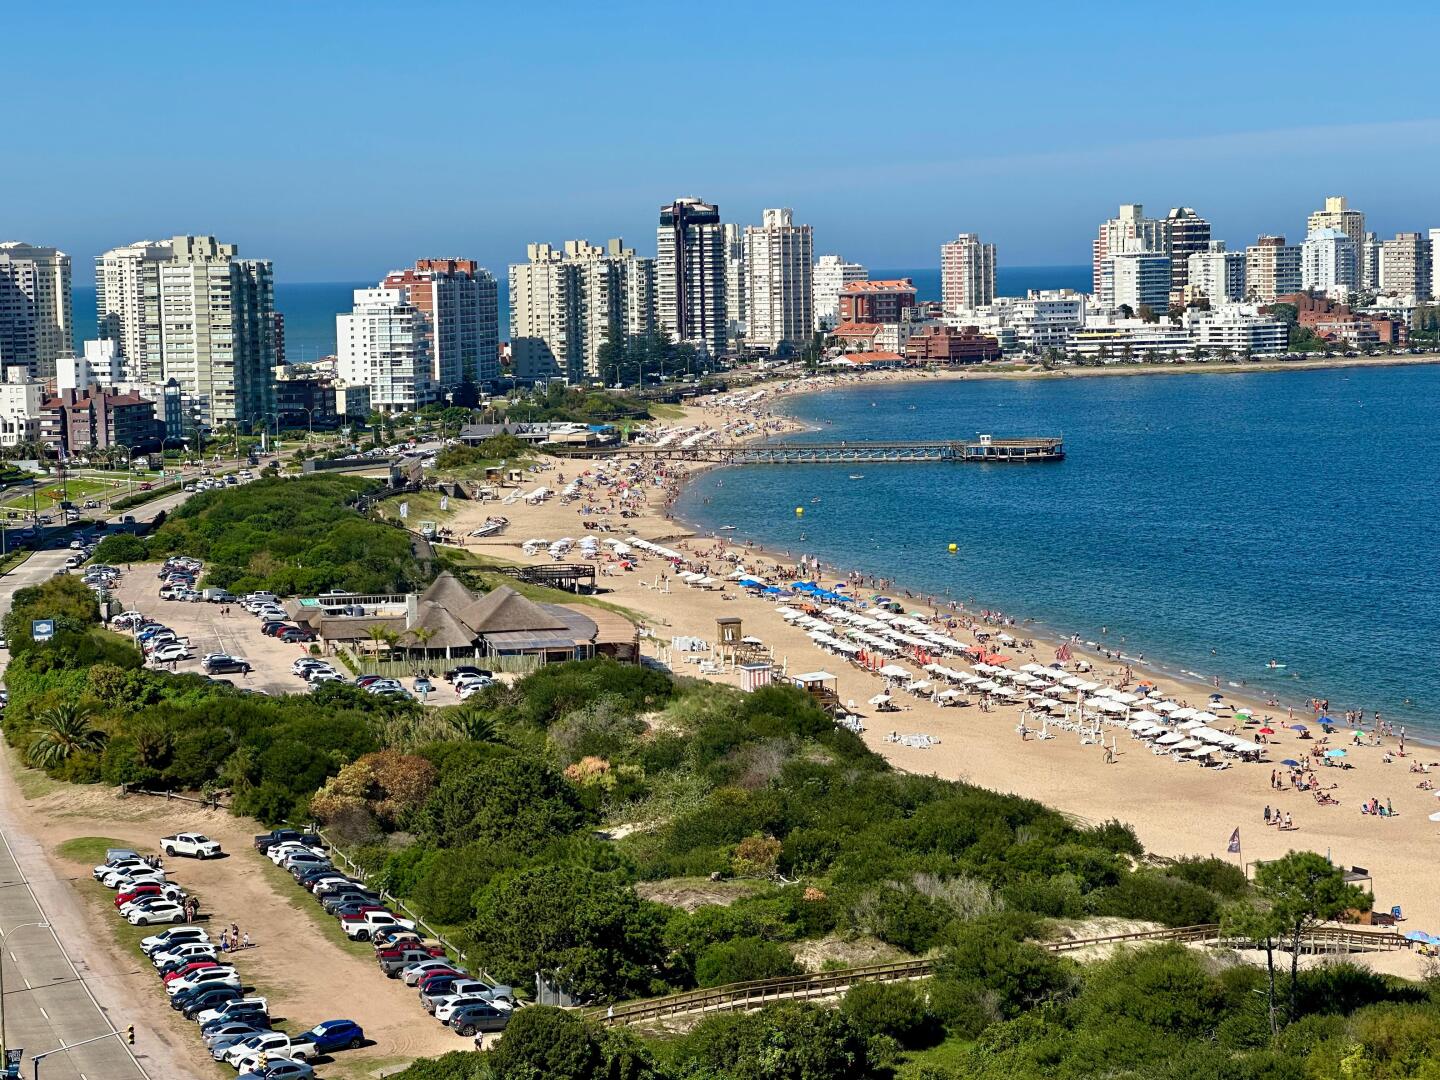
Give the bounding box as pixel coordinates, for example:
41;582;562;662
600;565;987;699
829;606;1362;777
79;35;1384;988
552;437;1064;465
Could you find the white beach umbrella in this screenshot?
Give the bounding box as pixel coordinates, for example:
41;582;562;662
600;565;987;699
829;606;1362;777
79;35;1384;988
1189;746;1216;757
868;693;891;706
1171;707;1197;720
1152;701;1179;713
1156;732;1184;745
1174;738;1202;751
877;664;911;679
1193;711;1220;724
1132;710;1162;723
1127;719;1154;732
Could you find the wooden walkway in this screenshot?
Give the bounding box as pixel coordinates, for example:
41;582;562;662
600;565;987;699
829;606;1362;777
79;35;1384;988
593;923;1411;1026
553;437;1064;465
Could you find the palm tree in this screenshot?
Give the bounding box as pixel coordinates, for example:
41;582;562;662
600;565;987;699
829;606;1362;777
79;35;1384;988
448;708;497;743
27;704;106;769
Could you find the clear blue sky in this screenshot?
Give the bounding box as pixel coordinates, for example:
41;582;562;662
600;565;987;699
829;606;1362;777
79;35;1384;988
7;1;1439;281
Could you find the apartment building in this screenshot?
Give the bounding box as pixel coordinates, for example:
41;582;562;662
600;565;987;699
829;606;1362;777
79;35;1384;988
381;259;499;388
813;256;867;331
838;280;917;324
336;287;434;412
743;209;813;352
939;233;996;314
0;242;73;380
1186;243;1246;304
1164;207;1211;295
1092;204;1166;294
1378;232;1433;299
1100;248;1172;312
1244;235;1302;303
95;235;276;428
1307;197;1366;256
1301;229;1359;296
656;198;726;357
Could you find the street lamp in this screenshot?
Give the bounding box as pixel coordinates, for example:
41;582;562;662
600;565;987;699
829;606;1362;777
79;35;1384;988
0;921;51;1054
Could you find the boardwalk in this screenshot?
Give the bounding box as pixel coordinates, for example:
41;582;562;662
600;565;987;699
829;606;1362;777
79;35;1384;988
557;436;1065;465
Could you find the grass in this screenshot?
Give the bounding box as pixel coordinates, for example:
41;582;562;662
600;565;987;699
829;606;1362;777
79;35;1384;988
645;403;687;420
897;1036;977;1076
0;548;32;575
373;489;458;525
57;835;136;865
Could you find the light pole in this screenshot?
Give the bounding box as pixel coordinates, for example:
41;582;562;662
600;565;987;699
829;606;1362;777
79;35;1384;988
0;921;51;1054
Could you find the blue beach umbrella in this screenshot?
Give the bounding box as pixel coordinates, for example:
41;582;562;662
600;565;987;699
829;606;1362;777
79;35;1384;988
1289;724;1308;731
1324;748;1347;758
1280;758;1301;766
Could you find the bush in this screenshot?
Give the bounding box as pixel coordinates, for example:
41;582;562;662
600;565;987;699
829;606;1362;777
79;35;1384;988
938;918;1074;1018
92;532;148;564
840;981;943;1048
694;937;799;987
1090;870;1221;927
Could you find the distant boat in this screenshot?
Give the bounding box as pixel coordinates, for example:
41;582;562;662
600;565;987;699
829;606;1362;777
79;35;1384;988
719;525;737;531
848;474;865;480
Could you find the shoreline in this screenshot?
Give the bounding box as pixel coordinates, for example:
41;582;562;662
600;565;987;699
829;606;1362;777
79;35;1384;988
446;385;1440;944
675;366;1440;743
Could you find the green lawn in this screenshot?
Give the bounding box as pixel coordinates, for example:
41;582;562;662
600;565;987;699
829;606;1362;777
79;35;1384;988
374;489;459;525
57;835;135;864
439;549;648;624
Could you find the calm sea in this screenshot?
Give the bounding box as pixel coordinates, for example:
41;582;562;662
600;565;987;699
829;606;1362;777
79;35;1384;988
672;365;1440;734
72;266;1092;361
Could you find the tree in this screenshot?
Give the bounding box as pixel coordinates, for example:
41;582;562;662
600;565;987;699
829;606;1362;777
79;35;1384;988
414;755;589;851
676;1003;871;1080
1227;851;1370;1031
469;865;668;1000
26;703;106;769
695;937;799;987
480;1006;660;1080
1137;304;1159;324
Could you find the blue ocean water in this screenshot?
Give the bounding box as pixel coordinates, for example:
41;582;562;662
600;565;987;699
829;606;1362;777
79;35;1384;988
73;266;1092;361
672;365;1440;733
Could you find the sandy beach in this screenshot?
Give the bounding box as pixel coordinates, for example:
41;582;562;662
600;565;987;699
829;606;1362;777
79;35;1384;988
442;384;1440;963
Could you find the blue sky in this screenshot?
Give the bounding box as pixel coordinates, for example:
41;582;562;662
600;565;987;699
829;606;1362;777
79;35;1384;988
6;1;1439;281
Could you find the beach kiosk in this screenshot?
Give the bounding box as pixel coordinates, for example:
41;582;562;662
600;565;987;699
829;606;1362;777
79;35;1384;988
739;663;773;693
792;670;840;714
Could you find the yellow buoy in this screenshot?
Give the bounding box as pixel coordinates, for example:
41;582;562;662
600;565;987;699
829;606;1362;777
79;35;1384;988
795;506;804;516
948;543;958;553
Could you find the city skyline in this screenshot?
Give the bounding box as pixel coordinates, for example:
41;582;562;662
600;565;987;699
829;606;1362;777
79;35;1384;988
5;2;1439;280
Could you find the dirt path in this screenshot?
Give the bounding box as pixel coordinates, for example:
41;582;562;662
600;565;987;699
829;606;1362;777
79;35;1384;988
0;750;464;1078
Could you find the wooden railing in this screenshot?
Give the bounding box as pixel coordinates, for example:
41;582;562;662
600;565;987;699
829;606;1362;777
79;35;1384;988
595;922;1413;1026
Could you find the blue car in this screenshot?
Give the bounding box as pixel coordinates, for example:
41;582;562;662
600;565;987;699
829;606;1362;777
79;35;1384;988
292;1019;365;1055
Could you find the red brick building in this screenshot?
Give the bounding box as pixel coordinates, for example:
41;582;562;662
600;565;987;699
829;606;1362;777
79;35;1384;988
837;279;917;324
39;389;159;454
1275;293;1408;345
903;324;1002;364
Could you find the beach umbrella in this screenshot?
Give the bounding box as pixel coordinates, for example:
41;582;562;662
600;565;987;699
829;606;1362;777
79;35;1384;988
877;664;910;678
1174;738;1202;751
1403;930;1434;941
1258;727;1275;735
868;693;891;706
1324;748;1347;758
1189;746;1215;757
1209;692;1224;700
1289;723;1308;731
1280;758;1301;766
1430;811;1440;823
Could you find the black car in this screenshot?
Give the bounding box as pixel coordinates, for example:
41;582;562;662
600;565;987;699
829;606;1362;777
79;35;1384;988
175;985;240;1015
203;656;253;675
445;666;493;683
260;622;291;637
277;627;316;643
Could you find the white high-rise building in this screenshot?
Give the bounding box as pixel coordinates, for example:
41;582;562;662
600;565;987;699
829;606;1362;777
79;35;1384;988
1361;233;1382;292
723;223;747;346
656;198;726;357
1093;204;1166;294
742;209;813;352
380;260;499;389
336;287;434;413
1430;228;1440;301
1100;247;1171;312
940;233;996;314
0;242;73;380
1379;232;1433;300
57;339;124;392
509;240;655;382
1301;228;1359;296
1186;243;1246;304
812;256;867;330
96;236;276;427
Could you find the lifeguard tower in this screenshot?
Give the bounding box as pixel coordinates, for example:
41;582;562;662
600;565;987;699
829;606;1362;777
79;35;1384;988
716;617;744;663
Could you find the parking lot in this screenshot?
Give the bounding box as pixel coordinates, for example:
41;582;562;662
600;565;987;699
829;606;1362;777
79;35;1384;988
110;567;471;706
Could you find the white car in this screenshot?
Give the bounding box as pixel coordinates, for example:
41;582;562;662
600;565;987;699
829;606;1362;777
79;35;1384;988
152;942;217;968
227;1032;292;1068
151;643;192;663
237;1059;312;1080
127;900;186;925
102;866;166;889
141;926;209;955
167;966;240;996
401;958;457;986
267;842;322;866
94;857;149;880
162;833;223;858
196;997;268;1028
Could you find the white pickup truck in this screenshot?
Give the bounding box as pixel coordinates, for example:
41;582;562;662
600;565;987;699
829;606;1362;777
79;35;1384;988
340;909;416;941
161;832;223;859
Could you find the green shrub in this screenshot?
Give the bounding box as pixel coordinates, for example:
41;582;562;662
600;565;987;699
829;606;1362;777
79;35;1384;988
694;936;799;987
840;981;943;1048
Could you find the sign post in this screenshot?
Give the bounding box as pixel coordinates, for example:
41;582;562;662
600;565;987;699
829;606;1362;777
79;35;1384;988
29;620;54;644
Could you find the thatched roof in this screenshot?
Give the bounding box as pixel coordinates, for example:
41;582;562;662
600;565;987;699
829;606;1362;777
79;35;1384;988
420;570;479;612
461;585;568;634
400;601;479;650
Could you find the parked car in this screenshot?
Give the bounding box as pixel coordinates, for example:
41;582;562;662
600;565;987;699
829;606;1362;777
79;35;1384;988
445;666;493;683
151;643;192;663
202;1021;272;1052
288;1019;365;1056
195;997;269;1027
141;926;209;956
162;960;220;985
203;656;253;675
162;832;223;858
236;1060;313;1080
167;966;240;996
153;941;217;968
116;882;185;908
128;900;186;926
226;1031;292;1068
378;945;446;977
175;985;241;1017
277;627;316;643
399;958;457;986
253;829;322;854
321;890;380;915
449;1000;512;1036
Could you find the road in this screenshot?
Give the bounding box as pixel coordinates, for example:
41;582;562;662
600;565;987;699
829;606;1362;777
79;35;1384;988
0;488;209;1079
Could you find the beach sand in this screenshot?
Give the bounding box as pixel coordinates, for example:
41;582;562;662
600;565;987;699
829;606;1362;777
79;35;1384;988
440;386;1439;966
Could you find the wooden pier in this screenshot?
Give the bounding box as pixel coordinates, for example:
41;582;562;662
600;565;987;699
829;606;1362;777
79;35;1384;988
554;436;1063;465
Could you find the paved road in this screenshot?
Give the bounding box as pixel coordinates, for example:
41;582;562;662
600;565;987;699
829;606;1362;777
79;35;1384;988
0;833;148;1079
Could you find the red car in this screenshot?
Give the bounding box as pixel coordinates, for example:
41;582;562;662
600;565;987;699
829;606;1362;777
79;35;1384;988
116;884;165;908
162;960;218;985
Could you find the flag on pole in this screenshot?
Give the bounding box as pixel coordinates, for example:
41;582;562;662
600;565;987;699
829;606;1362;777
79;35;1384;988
1227;827;1241;854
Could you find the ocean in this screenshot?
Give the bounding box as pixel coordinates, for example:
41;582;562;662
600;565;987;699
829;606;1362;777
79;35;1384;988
71;266;1093;362
671;365;1440;735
